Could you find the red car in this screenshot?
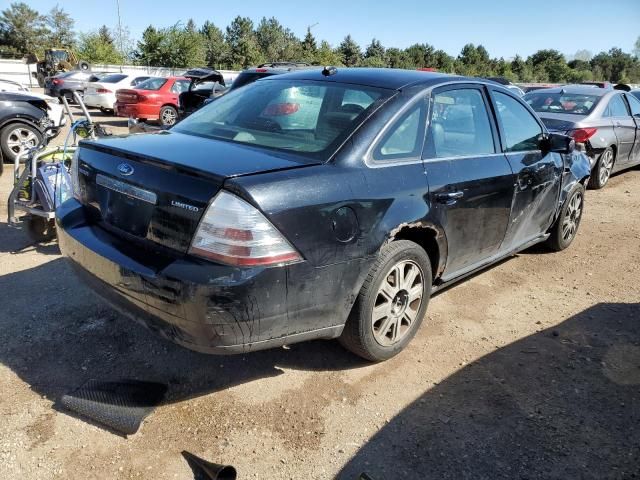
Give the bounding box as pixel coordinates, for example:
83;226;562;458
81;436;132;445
115;76;190;126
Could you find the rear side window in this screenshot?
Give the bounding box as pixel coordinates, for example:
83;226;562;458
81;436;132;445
431;89;495;158
626;94;640;117
99;74;128;83
494;92;543;152
374;102;425;160
171;79;190;94
606;95;629;117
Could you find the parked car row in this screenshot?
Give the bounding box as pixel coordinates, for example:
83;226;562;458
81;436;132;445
57;68;593;362
524;85;640;188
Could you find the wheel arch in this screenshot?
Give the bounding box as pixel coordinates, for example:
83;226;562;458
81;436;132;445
386;222;447;282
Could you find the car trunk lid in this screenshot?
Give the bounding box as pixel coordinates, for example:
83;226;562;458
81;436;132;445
116;88;143;104
76;131;319;253
537;112;583;133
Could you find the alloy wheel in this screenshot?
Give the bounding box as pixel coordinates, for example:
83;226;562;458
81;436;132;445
161;108;177;125
599;149;614;186
372;260;424;346
562;190;583;242
6;126;39;157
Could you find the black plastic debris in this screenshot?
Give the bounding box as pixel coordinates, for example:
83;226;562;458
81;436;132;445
182;451;237;480
60;379;167;435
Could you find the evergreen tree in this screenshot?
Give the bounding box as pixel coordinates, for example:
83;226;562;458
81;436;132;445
338;35;361;67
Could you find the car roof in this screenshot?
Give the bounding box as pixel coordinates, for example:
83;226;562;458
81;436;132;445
260;67;465;90
525;85;612;97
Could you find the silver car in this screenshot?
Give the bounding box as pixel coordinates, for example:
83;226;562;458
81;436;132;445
525;86;640;188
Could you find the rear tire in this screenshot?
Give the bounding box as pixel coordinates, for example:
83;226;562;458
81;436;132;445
25;217;56;243
159;105;178;126
546;183;585;251
339;240;432;362
588;147;614;189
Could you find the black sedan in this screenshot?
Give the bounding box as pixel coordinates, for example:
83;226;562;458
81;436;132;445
524;85;640;189
0;92;57;171
57;69;590;361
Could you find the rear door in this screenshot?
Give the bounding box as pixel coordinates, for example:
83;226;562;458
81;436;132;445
623;93;640;165
488;88;563;251
605;93;635;166
424;84;515;279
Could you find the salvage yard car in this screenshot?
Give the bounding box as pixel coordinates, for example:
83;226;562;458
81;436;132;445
57;68;590;361
0;91;63;166
115;76;190;126
525;85;640;189
83;73;151;113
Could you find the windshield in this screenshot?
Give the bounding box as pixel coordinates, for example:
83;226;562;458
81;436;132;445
173;80;391;158
525;92;601;115
134;77;167;91
99;74;128;83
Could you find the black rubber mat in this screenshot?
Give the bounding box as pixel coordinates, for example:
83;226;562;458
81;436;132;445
60;379;167;435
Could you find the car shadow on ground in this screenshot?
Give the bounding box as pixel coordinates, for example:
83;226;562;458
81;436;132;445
0;221;60;255
337;302;640;480
0;257;368;421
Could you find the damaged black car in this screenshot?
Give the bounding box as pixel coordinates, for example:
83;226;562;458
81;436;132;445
57;68;591;361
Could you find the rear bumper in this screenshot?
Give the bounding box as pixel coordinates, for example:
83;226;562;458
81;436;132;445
84;93;115;109
56;199;363;354
114;102;159;120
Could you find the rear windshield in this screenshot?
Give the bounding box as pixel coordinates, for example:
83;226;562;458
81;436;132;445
525;92;601;115
134;77;167;91
98;74;128;83
173;79;391;159
230;72;275;90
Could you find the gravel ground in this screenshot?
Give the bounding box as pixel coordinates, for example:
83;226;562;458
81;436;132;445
0;107;639;479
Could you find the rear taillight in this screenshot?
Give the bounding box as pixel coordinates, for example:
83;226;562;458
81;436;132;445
136;94;147;101
52;78;62;85
189;191;302;267
568;128;597;143
96;88;112;93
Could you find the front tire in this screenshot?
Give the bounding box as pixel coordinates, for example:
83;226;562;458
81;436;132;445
588;147;615;189
159;105;178;126
0;123;43;163
546;183;585;251
340;240;432;362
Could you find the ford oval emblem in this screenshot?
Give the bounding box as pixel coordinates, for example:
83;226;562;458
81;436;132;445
117;163;134;176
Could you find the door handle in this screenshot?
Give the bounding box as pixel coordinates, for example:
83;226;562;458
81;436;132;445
435;191;464;205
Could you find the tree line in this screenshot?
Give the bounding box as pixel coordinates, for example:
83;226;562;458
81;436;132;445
1;2;640;83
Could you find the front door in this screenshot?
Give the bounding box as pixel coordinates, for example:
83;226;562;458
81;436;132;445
487;89;563;250
424;85;515;280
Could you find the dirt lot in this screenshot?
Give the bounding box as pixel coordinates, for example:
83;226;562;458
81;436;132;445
0;107;638;479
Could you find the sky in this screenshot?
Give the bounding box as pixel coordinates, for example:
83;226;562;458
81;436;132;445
22;0;640;59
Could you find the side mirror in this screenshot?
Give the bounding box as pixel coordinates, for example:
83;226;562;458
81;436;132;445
541;133;574;154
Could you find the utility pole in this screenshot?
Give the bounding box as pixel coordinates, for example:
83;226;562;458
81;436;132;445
116;0;124;69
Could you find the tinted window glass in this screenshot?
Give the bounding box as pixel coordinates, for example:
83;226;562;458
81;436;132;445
131;76;149;86
525;92;600;115
135;77;167;90
494;92;542;152
230;72;274;90
374;102;425;160
171;79;190;94
431;89;495;158
173;80;390;159
99;74;128;83
626;94;640;117
608;94;629;117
